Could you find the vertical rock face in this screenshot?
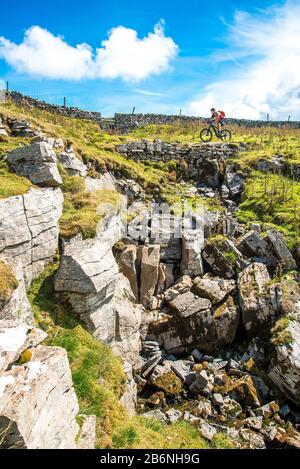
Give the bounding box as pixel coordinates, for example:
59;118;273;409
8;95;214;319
0;188;63;286
139;245;160;308
238;263;276;337
118;245;139;301
268;313;300;406
7;142;62;187
0;258;33;325
57;147;87;177
266;229;297;270
0;264;86;449
0;345;79;449
181;228;204;277
54;238;141;364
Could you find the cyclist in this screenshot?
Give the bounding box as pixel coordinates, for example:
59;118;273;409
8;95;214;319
210;108;225;133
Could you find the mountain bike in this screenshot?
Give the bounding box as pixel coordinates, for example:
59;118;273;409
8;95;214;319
200;121;232;142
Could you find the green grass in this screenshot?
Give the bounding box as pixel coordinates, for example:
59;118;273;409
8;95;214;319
271;315;294;346
59;165;121;239
235;170;300;253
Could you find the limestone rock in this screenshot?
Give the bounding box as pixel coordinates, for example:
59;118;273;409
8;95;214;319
139;245;160;308
193;274;235;304
168;291;212;318
120;362;137;416
84;172;116;192
180;228;204;277
0;345;79;449
54;238;141;364
76;415;96;449
118;245;139;300
0;258;33;325
213;296;239;346
236;230;276;265
0;323;46;373
58;147;87;177
268;313;300;405
229;375;262;408
202;237;243;279
0;187;63;286
7;142;62;187
238;262;276;337
266;228;296;270
149;362;183;396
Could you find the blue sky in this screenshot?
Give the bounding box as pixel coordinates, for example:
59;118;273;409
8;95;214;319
0;0;299;119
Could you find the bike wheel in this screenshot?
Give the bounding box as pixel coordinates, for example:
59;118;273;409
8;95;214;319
220;129;232;141
200;128;213;142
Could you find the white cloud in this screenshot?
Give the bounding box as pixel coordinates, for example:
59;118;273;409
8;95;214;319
0;21;178;82
188;2;300;120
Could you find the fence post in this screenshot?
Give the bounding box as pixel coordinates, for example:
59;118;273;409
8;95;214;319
5;81;9;92
63;97;67;107
179;109;182;116
132;106;135;115
288;115;291;122
267;113;269;121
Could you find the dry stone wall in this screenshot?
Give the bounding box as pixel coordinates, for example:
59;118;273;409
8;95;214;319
114;113;300;132
6;92;102;124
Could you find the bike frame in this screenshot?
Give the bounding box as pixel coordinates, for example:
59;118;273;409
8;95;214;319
208;123;222;136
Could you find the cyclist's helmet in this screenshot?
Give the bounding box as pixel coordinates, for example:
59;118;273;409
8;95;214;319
211;108;216;112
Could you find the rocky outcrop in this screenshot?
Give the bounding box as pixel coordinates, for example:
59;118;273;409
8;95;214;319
238;263;276;337
236;230;276;265
58;146;87;177
139;245;160;308
266;229;296;270
7;142;62;187
0;343;79;448
180;228;204;276
268;312;300;405
193;275;235;304
202;237;243;279
0;187;63;286
0;117;8;137
0;258;33;325
54;238;141;364
146;276;239;354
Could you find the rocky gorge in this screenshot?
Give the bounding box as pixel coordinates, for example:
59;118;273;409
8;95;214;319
0;107;300;450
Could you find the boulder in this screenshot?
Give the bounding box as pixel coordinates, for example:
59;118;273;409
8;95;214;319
84;172;116;192
228;375;262;408
202;237;243;279
7;142;62;187
58;147;87;177
164;275;192;303
54;238;141;364
150;216;182;263
0;117;8;137
224;167;243;198
0;345;79;449
0;258;33;325
236;230;276;265
266;229;296;270
0;188;63;286
193;274;235;304
213;296;239;346
139;245;160;308
180;228;204;277
149;362;183;396
238;263;276;337
118;245;139;301
268;313;300;405
168;291;211;318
